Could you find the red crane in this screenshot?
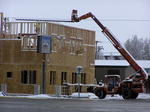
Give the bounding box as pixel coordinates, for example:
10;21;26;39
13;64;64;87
71;10;148;99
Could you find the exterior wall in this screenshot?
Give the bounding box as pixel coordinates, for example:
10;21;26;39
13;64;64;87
0;22;95;94
95;65;139;83
145;76;150;93
95;66;127;83
124;66;135;77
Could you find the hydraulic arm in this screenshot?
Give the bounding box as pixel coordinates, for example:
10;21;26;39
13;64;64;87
71;10;148;81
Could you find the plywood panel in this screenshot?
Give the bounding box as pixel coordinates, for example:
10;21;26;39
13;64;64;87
0;22;95;94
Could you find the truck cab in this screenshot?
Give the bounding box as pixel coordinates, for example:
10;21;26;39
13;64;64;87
104;75;121;93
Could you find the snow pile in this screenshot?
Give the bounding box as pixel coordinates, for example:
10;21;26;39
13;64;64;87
138;93;150;99
71;93;150;100
0;92;4;96
0;91;6;96
71;93;98;99
102;93;150;100
105;95;123;100
15;94;57;99
24;94;53;99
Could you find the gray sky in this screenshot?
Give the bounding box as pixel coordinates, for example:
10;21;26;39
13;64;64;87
1;0;150;52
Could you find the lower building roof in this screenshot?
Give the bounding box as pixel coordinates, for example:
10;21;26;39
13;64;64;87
95;60;150;68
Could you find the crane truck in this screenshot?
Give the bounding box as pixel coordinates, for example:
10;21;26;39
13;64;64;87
71;10;148;99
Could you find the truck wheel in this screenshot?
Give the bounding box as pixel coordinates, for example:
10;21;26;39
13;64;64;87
122;89;132;99
131;91;138;99
94;88;106;99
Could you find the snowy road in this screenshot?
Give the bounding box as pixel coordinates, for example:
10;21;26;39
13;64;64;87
0;97;150;112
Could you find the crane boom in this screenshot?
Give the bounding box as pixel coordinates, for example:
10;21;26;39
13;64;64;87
71;10;148;80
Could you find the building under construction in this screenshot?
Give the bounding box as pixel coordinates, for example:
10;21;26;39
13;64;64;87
0;13;95;94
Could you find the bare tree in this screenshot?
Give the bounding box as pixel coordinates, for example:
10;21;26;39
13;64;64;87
143;38;150;60
124;35;144;60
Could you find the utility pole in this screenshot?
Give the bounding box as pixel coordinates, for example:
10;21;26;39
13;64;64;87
95;40;104;59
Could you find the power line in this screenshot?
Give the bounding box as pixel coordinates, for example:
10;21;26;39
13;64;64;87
15;18;72;22
77;18;150;22
8;17;150;22
95;19;150;22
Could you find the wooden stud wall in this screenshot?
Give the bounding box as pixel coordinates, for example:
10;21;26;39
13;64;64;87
0;22;95;94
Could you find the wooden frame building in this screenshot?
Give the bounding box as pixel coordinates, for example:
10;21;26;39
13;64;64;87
0;19;95;94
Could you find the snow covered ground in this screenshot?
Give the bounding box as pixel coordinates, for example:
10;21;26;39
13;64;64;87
0;92;4;96
71;93;150;100
15;94;58;99
71;93;98;99
1;91;150;100
138;93;150;99
0;91;6;96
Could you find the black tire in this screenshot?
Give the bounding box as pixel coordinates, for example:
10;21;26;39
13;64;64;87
122;89;132;99
94;88;106;99
131;91;139;99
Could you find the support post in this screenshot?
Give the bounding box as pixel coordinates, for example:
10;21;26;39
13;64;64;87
37;35;52;94
77;73;81;98
76;66;83;98
41;53;46;94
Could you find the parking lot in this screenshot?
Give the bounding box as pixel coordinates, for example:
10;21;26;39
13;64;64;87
0;97;150;112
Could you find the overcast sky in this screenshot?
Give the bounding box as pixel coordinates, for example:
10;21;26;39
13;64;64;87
0;0;150;52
